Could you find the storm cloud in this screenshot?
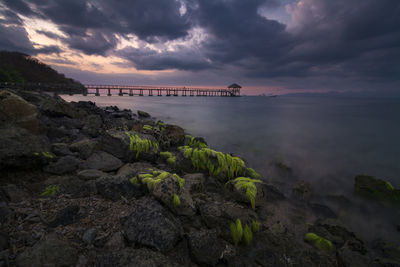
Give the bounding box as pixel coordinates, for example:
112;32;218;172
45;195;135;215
0;0;399;92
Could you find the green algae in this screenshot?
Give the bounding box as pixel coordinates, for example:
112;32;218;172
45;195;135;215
129;177;139;186
230;219;243;246
232;177;263;209
185;135;208;148
167;156;176;166
304;232;334;252
247;168;261;179
41;152;54;158
126;132;159;158
243;224;253;245
173;193;181;207
142;125;153;131
252;220;260;233
160;151;172;159
40;185;60;198
173;173;185;188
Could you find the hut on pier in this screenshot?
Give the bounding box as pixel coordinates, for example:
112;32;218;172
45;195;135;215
228;83;242;96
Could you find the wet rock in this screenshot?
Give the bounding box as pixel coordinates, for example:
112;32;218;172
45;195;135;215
51;143;73;156
309;203;337;219
82;151;123;172
78;169;106;180
16;236;78;267
117;162;153;177
70;138;98;159
183;173;205;194
337;242;371;267
82;114;102;137
40;95;86;118
151;175;196;216
123;197;183;252
137;110;150;118
0;232;9;251
163;124;185;145
0;184;29;202
96;175;143;201
48;204;80;228
355;175;400;205
96;248;179;267
0;126;50;169
0;202;12;223
44;155;80;174
82;228;97;245
104;231;125;251
0;90;41;133
292;180;312;201
187;229;229;266
372;239;400;262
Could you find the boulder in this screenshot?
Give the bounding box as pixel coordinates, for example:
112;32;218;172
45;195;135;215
183;173;205;194
101;130;159;162
292;180;312;201
39;95;86;118
82;151;123;172
96;248;179;267
225;179;268;209
0;90;41;133
137;110;150;118
69;138;98;159
355;175;400;205
44;155;80;174
151;175;196;216
96;175;143;201
16;236;78;267
117;162;153;177
0;126;50;169
51;143;73;156
187;229;230;266
0;184;30;202
82;114;102;137
123;197;183;252
77;169;106;180
48;205;80;228
163;124;185;145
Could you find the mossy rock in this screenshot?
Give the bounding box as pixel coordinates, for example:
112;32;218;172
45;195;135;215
355;175;400;205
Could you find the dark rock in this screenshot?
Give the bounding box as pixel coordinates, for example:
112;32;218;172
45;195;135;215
48;205;80;228
96;175;143;201
44;155;80;174
51;143;73;156
0;202;12;223
78;169;106;180
137;110;150;118
355;175;400;205
292;180;312;201
116;162;153;177
163;124;185;145
337;242;371;267
123;197;183;252
82;114;102;137
0;126;50;169
187;229;229;266
104;232;125;251
95;248;179;267
265;184;286;202
70;138;98;159
82;228;97;245
82;151;123;172
0;232;9;251
0;184;29;202
309;203;337;219
0;90;41;133
40;95;86;118
183;173;205;194
372;239;400;262
16;236;78;267
43;175;95;198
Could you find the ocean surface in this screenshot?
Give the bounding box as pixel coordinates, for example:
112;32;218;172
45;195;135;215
62;94;400;241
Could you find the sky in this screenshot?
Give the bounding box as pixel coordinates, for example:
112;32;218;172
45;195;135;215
0;0;399;95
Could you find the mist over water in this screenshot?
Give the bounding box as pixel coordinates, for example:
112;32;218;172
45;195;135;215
62;94;400;242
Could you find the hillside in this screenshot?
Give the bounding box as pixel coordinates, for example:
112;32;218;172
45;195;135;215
0;51;84;93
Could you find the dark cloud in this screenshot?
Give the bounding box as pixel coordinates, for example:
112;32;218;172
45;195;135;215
66;31;118;56
117;46;212;71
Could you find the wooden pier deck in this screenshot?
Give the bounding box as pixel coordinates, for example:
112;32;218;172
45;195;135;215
84;85;241;97
0;83;241;97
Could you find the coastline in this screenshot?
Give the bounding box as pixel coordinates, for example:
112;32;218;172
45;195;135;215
0;88;399;266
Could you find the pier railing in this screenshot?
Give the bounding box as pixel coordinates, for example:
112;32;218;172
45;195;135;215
0;83;241;97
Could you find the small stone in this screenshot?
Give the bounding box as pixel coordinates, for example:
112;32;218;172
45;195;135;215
137;110;150;118
44;155;80;174
77;169;106;180
82;228;97;245
48;205;80;228
104;232;125;251
82;151;123;172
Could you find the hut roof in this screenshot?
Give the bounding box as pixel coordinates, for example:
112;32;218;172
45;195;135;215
228;83;242;88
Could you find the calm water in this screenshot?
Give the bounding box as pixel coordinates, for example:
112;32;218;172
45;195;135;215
62;94;400;242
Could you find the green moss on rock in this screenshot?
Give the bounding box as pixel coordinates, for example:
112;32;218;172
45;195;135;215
126;132;159;158
40;185;60;198
304;232;334;252
232;177;263;209
230;219;243;246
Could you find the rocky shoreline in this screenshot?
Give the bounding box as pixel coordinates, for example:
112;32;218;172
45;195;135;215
0;89;399;266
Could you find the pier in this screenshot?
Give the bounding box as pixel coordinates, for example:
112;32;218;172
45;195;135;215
0;83;242;97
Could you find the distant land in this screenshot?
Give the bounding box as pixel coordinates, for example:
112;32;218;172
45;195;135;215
0;51;84;93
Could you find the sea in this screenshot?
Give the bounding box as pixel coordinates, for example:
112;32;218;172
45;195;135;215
62;94;400;242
